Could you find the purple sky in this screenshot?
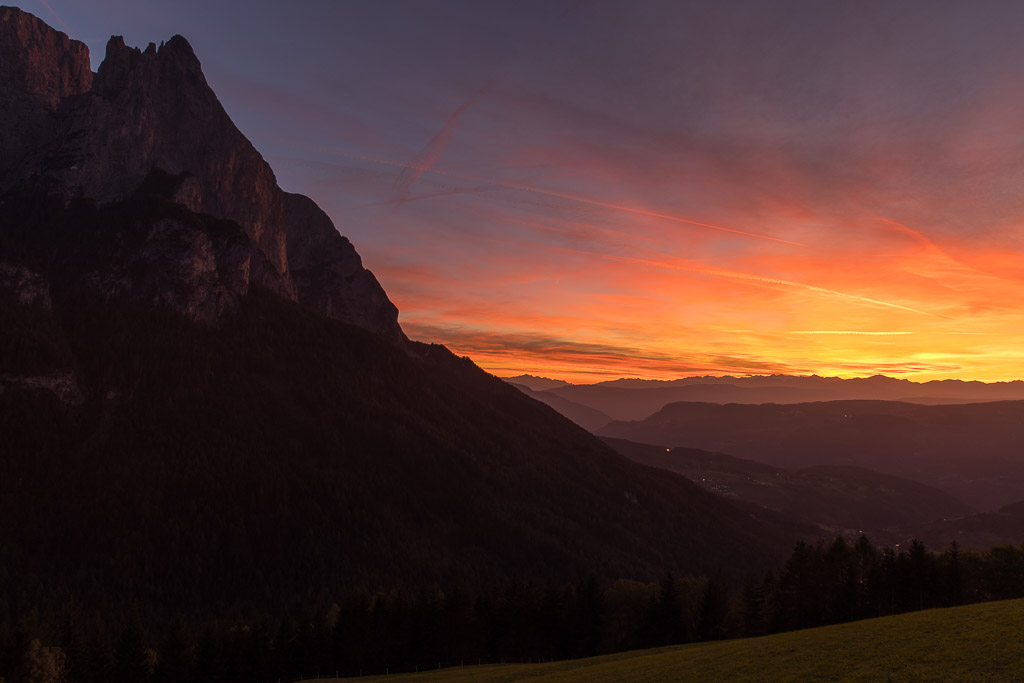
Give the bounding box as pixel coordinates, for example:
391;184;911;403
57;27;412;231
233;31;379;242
22;0;1024;382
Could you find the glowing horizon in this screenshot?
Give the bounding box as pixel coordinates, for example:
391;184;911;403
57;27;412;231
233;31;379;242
376;164;1024;385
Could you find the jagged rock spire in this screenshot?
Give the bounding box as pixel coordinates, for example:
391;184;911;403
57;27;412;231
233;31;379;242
0;6;406;344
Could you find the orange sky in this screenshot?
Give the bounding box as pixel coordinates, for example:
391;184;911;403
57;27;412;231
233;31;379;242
284;4;1024;384
72;0;1024;383
383;184;1024;384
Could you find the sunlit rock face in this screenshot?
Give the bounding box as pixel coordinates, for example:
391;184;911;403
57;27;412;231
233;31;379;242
0;6;407;344
0;6;91;177
49;34;294;284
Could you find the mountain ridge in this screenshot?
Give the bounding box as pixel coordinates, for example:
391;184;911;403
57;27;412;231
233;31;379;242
503;374;1024;423
597;399;1024;510
0;7;812;632
0;4;404;343
602;437;972;540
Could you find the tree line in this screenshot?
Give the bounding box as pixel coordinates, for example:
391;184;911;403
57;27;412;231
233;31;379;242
4;535;1024;682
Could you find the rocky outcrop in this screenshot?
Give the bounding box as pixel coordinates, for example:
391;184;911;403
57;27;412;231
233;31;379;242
0;7;407;344
285;192;403;344
44;35;294;282
0;261;52;309
0;6;91;106
0;6;91;178
80;210;279;325
0;371;83;405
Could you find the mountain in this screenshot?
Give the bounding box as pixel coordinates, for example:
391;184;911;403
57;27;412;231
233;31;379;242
591;374;1024;401
603;438;971;539
547;383;809;421
534;375;1024;423
0;4;403;343
503;374;570;391
509;383;612;431
597;400;1024;510
2;281;813;621
0;7;811;628
895;501;1024;551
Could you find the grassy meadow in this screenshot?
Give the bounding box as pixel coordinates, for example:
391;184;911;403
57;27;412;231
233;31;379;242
325;598;1024;681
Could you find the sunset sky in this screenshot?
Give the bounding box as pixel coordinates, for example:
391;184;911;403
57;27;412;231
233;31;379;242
40;0;1024;383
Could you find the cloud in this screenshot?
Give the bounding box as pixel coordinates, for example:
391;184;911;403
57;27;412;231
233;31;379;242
402;322;801;382
330;147;804;246
791;330;912;336
490;237;947;319
392;84;490;205
36;0;73;37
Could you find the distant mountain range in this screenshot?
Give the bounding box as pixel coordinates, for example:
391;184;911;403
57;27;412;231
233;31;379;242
895;500;1024;551
508;382;613;432
603;438;971;542
604;433;1024;552
506;374;571;392
597;400;1024;511
506;376;1024;548
504;374;1024;424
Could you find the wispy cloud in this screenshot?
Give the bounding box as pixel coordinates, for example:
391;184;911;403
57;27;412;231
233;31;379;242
791;330;912;336
392;85;490;205
573;250;946;319
329;147;806;246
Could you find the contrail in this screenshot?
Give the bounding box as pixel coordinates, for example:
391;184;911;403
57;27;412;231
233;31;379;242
323;147;931;316
791;330;913;336
517;221;940;317
392;84;490;205
335;148;805;246
609;254;946;318
876;216;996;280
365;183;495;208
37;0;73;37
462;229;945;319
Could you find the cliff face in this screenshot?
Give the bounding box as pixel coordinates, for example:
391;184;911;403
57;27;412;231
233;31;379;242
0;5;91;176
284;192;402;343
0;6;406;344
49;35;293;280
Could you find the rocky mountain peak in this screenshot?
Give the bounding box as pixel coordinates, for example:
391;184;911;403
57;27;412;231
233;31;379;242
0;5;91;178
0;5;91;108
93;34;206;99
0;7;407;345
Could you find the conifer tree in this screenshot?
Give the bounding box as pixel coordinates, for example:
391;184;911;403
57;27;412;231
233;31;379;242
112;618;151;683
946;541;964;606
192;629;226;683
653;572;686;646
699;576;730;642
153;616;193;683
14;638;67;683
740;576;765;637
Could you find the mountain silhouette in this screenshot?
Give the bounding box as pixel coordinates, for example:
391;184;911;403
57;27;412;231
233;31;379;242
603;437;972;540
512;374;1024;423
0;7;811;625
598;400;1024;510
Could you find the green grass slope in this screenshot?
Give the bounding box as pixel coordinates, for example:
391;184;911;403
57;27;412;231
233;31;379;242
357;598;1024;681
